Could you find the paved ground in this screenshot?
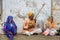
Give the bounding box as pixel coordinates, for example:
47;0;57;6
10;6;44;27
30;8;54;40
0;34;60;40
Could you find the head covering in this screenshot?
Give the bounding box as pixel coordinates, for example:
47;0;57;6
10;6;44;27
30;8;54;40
4;16;17;35
6;16;13;23
28;12;34;17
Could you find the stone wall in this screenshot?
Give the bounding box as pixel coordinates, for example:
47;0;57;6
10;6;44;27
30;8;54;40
52;0;60;29
1;0;51;33
1;0;60;34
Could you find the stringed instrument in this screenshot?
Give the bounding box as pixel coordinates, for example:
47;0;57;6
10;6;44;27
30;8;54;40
17;3;45;30
28;4;45;29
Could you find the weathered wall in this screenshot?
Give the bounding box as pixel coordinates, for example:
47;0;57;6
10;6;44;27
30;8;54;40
1;0;51;33
1;0;60;34
52;0;60;29
0;0;2;19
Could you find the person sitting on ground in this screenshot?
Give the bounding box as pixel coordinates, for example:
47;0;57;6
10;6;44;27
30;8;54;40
3;16;17;40
22;12;42;36
43;16;57;36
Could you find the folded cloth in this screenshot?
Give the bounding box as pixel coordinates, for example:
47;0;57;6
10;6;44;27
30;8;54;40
43;28;50;36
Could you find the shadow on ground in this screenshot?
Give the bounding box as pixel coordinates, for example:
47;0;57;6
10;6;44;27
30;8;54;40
0;34;60;40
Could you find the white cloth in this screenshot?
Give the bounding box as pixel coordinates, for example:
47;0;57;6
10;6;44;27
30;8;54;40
0;27;4;34
49;28;57;36
32;28;42;34
43;28;57;36
23;31;31;36
23;28;42;36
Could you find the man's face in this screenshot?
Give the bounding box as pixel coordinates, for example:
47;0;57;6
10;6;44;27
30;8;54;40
29;14;34;20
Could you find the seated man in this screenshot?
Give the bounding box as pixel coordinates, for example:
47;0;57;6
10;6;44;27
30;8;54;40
22;12;42;36
3;16;17;40
43;16;57;36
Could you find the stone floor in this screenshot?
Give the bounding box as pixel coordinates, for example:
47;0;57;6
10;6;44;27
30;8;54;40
0;34;60;40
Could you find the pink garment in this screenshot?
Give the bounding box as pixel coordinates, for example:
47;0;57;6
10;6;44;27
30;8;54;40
43;28;50;36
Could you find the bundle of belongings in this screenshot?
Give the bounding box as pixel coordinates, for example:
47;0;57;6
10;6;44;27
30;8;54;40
57;28;60;35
